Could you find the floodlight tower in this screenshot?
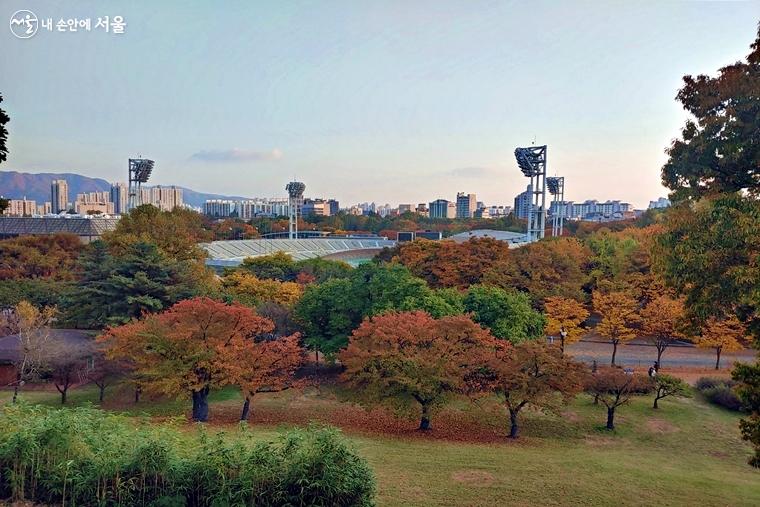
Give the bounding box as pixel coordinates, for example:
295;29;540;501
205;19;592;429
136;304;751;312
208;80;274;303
547;176;565;237
127;158;154;211
514;145;547;241
286;181;306;239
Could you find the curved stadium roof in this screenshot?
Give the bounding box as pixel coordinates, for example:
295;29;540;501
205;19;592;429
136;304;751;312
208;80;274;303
202;238;397;266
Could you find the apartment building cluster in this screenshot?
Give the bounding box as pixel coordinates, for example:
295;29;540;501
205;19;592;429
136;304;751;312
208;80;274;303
202;197;339;219
1;179;183;217
513;184;635;222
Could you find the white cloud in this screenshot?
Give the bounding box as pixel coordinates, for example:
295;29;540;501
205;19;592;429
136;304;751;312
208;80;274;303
190;148;283;163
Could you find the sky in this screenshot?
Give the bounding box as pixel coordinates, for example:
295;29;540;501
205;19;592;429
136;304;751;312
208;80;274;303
1;1;758;208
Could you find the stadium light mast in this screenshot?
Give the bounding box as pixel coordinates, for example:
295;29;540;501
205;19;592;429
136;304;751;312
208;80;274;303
514;145;547;242
547;176;565;237
127;158;154;211
286;181;305;240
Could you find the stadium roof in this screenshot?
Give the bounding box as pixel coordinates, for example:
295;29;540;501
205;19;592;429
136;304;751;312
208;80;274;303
202;238;397;266
0;216;120;241
449;229;529;246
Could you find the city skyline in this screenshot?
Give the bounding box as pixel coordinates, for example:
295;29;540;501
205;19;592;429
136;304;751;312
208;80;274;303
2;1;758;208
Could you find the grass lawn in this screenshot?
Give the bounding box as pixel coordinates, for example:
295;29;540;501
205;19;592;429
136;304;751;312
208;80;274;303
3;383;759;506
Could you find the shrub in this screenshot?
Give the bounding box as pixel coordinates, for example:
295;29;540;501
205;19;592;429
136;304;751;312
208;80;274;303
695;377;743;411
695;376;737;391
0;404;375;506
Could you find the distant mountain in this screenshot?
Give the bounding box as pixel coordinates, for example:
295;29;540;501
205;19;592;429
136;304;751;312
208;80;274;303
0;170;251;208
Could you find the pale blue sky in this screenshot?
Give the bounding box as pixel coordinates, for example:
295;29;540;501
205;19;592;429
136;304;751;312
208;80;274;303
1;1;758;207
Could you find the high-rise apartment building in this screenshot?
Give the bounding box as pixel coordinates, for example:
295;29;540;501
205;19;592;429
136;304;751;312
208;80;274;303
7;198;37;216
455;192;477;219
51;179;69;214
139;186;183;211
110;182;128;214
203;200;235;218
514;184;533;219
328;199;340;216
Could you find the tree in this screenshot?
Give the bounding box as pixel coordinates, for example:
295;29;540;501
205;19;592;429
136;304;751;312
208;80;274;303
469;341;585;438
0;198;9;216
593;291;640;365
484;237;590;304
697;316;748;370
0;234;82;281
65;241;199;328
0;93;9;164
239;252;298;281
733;362;760;467
222;271;303;307
49;341;93;404
85;348;125;402
652;374;690;409
544;296;589;353
227;334;303;421
640;295;687;366
463;285;545;344
662;27;760;201
100;297;277;422
339;311;497;431
102;205;212;262
586;368;648;430
11;301;56;403
294;263;447;360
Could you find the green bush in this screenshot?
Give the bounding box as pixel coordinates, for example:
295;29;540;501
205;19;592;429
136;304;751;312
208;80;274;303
0;404;375;506
695;376;737;391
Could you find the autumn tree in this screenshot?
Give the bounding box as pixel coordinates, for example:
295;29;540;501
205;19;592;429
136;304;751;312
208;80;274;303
100;297;278;422
12;301;56;403
593;291;640;366
227;334;303;421
339;311;497;431
0;234;82;281
222;271;303;307
640;295;688;366
652;374;690;409
463;285;545;344
662;26;760;200
469;341;585;438
586;368;648;430
49;341;93;404
85;347;125;402
544;296;589;353
697;316;748;370
484;237;590;304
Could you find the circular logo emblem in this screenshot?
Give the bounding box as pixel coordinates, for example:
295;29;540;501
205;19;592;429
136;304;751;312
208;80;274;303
9;10;38;39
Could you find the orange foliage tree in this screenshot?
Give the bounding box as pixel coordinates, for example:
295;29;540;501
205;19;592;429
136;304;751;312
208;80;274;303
696;316;748;370
222;271;303;307
593;291;640;365
100;297;296;422
391;238;511;289
468;341;586;438
339;311;498;431
586;367;650;430
544;296;590;353
640;294;688;366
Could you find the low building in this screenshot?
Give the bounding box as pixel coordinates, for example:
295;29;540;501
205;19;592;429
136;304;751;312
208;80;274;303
0;216;120;243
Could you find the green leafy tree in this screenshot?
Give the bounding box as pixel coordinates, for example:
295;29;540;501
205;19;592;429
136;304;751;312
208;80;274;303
734;363;760;467
239;252;299;281
652;374;690;409
463;285;545;343
662;27;760;201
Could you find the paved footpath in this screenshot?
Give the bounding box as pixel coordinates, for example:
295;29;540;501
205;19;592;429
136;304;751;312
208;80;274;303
565;337;756;370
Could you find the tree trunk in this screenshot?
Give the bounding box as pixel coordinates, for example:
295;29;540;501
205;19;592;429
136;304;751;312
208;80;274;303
418;402;431;431
99;384;105;403
715;347;722;370
315;349;319;364
60;388;67;405
657;346;664;367
240;395;252;421
560;336;565;355
593;393;599;405
12;384;19;404
611;341;618;366
134;385;141;404
606;407;615;430
653;396;659;409
192;388;210;422
508;408;520;439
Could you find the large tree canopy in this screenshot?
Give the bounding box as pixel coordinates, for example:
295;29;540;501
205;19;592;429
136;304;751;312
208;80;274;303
662;27;760;200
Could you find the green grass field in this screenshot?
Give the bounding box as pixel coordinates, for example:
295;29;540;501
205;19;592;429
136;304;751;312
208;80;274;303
3;384;759;506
